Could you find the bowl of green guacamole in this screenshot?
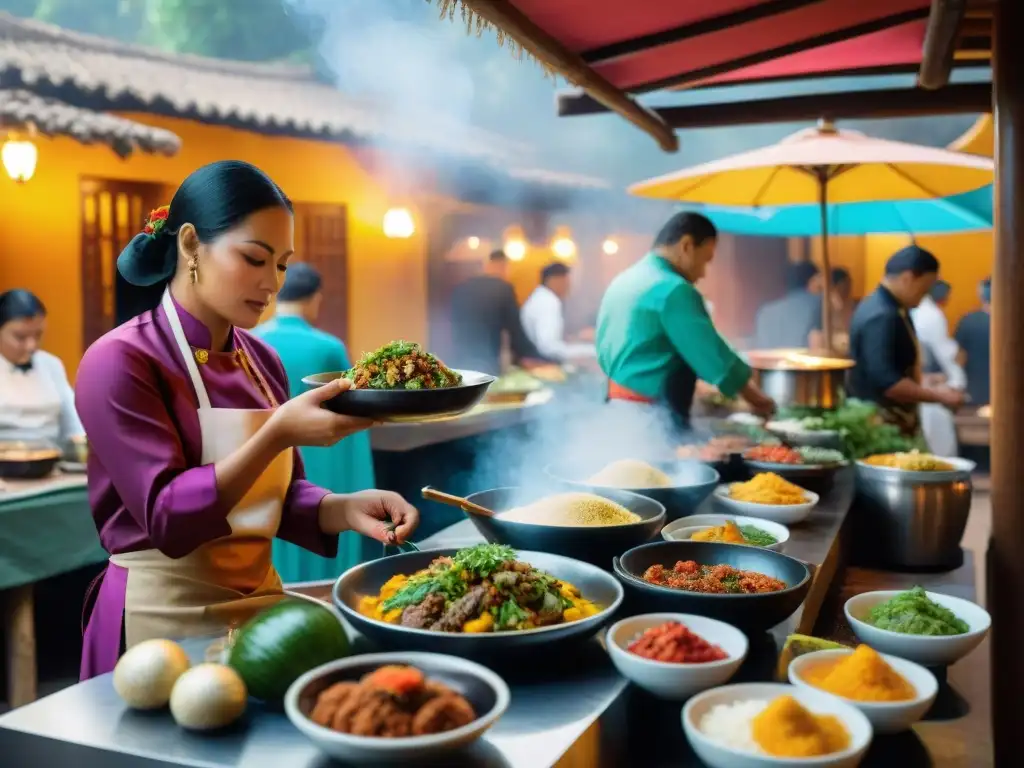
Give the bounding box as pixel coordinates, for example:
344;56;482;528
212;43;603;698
844;587;990;667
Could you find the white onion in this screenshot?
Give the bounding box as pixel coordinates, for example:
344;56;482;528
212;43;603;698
113;639;191;710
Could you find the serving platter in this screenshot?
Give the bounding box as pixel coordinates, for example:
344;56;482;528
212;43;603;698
303;369;495;422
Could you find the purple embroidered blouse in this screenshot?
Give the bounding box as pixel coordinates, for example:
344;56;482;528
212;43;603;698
75;296;337;559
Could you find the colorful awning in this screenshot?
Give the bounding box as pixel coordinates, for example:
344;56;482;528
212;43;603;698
434;0;993;151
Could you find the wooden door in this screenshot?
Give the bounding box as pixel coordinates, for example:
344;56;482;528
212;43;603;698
80;178;166;348
294;203;349;343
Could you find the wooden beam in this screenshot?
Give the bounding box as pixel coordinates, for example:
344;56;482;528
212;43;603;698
989;7;1022;767
919;0;969;89
580;0;825;65
457;0;678;152
629;8;931;94
653;83;991;128
557;62;992;118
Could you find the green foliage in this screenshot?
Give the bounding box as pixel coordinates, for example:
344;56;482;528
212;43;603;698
3;0;314;62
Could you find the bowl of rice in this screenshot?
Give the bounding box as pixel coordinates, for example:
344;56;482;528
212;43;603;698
461;487;666;567
682;682;872;768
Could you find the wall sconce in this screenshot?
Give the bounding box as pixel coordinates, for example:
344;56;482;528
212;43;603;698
467;236;480;250
2;138;38;183
552;236;576;260
504;238;527;261
383;207;415;239
602;238;619;255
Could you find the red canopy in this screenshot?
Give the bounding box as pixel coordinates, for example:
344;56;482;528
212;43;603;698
442;0;992;151
512;0;930;92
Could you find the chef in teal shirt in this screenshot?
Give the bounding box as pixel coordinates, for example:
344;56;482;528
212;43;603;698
253;263;376;581
597;212;774;429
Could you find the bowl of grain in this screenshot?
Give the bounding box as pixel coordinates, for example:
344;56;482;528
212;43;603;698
461;487;666;568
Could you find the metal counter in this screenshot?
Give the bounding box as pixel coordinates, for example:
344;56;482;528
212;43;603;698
0;471;856;768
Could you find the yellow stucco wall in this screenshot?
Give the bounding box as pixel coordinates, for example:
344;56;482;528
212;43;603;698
0;114;429;377
861;114;993;327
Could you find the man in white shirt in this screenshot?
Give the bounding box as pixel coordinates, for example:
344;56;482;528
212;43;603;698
520;263;596;363
910;280;965;455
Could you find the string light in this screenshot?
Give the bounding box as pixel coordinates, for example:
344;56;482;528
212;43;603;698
602;238;619;255
2;139;37;183
383;207;415;238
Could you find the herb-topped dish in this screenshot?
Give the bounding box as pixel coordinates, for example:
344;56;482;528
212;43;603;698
334;546;624;661
357;544;601;633
303;341;494;422
661;515;790;553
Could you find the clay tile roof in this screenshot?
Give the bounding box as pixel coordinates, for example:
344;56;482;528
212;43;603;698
0;88;181;158
0;11;522;163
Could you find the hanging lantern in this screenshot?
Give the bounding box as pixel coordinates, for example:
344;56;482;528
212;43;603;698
550;226;576;260
383;207;415;238
504;238;527;261
602;238;620;255
2;139;38;183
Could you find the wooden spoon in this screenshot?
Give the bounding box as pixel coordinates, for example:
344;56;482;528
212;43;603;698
421;486;496;518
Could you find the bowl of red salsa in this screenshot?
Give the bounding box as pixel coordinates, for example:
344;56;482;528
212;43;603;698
605;614;748;700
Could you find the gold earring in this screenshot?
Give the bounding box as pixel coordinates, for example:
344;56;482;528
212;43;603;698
187;254;199;284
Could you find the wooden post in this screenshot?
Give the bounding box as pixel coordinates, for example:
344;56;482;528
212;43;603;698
990;1;1022;763
3;585;37;708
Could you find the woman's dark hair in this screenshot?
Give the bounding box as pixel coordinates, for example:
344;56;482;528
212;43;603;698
0;289;46;329
116;160;293;321
652;212;718;249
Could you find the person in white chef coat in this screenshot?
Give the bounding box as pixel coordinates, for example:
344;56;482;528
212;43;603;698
910;280;964;456
520;262;596;364
0;290;84;444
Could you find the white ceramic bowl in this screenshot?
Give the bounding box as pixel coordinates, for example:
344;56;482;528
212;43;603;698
713;484;819;525
789;649;938;734
605;613;748;700
285;652;510;763
682;682;872;768
844;590;991;667
684;684;868;768
662;515;790;552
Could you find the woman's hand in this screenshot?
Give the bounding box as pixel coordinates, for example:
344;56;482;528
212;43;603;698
320;490;420;544
267;378;372;449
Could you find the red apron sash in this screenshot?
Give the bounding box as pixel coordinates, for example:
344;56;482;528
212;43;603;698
607;380;656;404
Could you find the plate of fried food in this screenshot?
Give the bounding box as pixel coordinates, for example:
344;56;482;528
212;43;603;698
303;341;495;422
286;652;509;763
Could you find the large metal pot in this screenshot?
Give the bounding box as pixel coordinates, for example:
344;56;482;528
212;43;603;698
852;461;973;570
748;350;854;410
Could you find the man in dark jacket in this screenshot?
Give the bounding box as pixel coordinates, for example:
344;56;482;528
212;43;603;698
449;250;543;375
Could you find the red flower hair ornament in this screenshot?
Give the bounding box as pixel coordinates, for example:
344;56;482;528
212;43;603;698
143;205;170;237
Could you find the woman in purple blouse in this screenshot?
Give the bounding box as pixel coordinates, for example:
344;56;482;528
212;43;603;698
76;160;419;680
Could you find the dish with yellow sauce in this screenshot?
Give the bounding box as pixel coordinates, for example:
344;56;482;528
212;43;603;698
861;452;954;472
357;544;601;633
728;472;808;506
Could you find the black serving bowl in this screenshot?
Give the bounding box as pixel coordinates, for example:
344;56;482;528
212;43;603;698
0;442;62;480
462;486;666;568
302;370;495;422
333;548;624;664
612;540;812;633
543;460;719;523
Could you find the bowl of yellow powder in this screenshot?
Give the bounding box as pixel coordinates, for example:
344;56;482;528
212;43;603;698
544;459;720;522
460;486;666;568
713;473;819;525
682;682;872;768
789;645;939;734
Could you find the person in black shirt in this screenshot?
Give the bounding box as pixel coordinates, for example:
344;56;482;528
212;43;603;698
448;250;543;375
847;245;964;435
954;277;992;407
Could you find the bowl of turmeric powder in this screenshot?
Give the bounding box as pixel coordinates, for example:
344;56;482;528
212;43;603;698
713;473;819;525
789;646;939;734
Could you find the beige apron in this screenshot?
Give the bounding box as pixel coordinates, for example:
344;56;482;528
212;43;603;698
110;288;290;647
